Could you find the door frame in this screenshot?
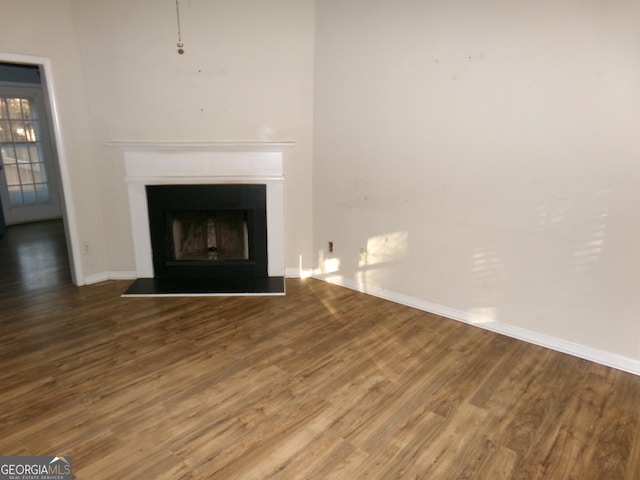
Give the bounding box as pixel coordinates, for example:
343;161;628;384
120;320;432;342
0;53;82;285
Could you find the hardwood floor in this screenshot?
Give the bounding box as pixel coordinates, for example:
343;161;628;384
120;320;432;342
0;219;71;293
1;222;640;479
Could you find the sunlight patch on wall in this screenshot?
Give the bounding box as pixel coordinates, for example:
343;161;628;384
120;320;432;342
363;231;409;267
469;248;511;280
467;246;509;326
317;248;342;274
324;257;341;273
536;202;571;228
570;207;608;274
298;254;313;278
353;230;409;290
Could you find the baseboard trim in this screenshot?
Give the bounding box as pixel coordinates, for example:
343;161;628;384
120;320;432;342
315;274;640;377
82;271;137;285
285;267;314;279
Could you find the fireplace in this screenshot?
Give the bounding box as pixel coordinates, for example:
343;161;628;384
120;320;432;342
147;184;267;278
107;142;294;296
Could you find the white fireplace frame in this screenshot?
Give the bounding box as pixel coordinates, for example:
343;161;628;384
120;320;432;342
107;142;294;278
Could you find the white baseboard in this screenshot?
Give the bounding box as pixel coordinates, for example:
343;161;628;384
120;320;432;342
82;271;137;285
315;274;640;377
285;267;314;279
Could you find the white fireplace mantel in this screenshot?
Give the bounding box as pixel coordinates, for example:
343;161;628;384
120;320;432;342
107;141;294;278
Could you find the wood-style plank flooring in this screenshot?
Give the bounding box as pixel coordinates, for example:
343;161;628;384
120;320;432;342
1;221;640;479
0;219;71;293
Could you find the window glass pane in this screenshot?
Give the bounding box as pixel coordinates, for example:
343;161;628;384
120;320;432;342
22;187;38;205
24;120;39;142
8;187;23;207
1;145;17;163
8;184;22;199
7;98;23;119
14;145;30;163
18;163;35;184
10;121;28;142
0;99;7;119
0;120;10;142
32;162;46;183
5;164;19;185
28;144;40;162
21;99;36;119
35;184;49;203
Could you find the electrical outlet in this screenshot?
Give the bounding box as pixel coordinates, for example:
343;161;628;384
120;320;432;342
82;241;92;255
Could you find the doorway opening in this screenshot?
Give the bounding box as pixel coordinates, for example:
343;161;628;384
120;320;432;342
0;56;77;285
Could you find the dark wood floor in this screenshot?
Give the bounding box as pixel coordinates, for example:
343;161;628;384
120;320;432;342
1;222;640;479
0;219;72;294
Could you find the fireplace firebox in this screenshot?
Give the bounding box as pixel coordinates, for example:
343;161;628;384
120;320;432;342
147;184;267;278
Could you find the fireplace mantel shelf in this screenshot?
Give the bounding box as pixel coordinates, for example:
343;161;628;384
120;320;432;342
106;141;295;153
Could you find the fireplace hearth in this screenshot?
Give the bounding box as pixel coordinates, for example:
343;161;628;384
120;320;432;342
107;141;293;296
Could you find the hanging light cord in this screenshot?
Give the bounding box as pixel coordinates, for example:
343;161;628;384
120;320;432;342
175;0;185;54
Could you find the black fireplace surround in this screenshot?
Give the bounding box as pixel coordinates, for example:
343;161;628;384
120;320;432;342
123;183;284;295
147;184;268;278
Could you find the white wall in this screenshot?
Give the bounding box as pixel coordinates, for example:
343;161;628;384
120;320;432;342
69;0;316;279
3;0;638;370
1;0;315;281
0;0;108;281
314;0;640;367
